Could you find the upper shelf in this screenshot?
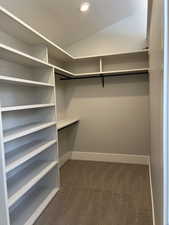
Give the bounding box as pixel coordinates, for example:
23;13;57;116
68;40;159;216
75;49;149;60
0;44;148;78
0;44;52;68
0;44;73;78
72;68;149;78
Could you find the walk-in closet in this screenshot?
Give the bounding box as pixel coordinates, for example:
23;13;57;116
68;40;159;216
0;1;167;225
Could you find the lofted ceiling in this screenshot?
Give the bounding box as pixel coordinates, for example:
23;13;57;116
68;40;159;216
0;0;148;49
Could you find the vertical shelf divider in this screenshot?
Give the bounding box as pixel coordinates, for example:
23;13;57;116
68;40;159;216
0;107;10;225
52;67;60;188
100;57;103;73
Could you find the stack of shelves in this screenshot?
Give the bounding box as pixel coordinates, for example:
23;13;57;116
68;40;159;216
64;49;149;77
0;45;59;225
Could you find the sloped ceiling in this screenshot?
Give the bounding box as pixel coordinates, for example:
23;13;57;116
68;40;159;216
0;0;147;48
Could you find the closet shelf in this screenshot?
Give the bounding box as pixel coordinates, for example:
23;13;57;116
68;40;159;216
58;118;79;130
0;75;54;87
73;68;149;77
4;121;56;143
6;140;57;173
0;44;73;78
2;104;55;112
101;68;149;75
7;160;57;208
53;65;74;77
0;44;53;68
75;49;149;60
9;187;58;225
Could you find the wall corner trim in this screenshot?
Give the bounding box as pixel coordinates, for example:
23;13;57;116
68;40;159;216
71;151;150;165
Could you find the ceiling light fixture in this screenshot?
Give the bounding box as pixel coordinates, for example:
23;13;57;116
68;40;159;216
80;2;90;12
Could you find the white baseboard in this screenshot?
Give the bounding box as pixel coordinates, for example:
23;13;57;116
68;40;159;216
71;151;149;165
59;151;150;166
59;151;72;167
148;160;156;225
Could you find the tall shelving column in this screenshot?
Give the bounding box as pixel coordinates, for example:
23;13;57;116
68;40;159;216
0;45;59;225
0;109;10;225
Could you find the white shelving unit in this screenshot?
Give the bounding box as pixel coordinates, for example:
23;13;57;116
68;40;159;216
7;160;57;207
0;10;59;223
0;5;149;225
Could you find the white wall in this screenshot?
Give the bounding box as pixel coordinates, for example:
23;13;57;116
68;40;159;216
149;0;164;224
66;1;148;57
63;75;150;156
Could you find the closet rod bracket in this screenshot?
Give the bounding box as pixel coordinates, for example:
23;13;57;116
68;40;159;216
100;75;105;88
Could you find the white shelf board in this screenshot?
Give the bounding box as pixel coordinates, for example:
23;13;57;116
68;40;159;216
0;44;52;68
6;139;57;173
0;44;73;78
102;68;149;75
73;68;149;77
10;187;58;225
74;49;149;60
53;65;74;77
2;104;55;112
4;121;56;143
58;118;79;130
7;160;57;208
0;75;54;87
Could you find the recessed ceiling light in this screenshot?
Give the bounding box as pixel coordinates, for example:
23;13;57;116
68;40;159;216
80;2;90;12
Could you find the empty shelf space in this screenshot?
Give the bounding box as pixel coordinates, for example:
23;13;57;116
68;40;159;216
0;44;51;68
9;186;58;225
2;104;55;112
0;75;54;87
4;122;56;143
7;160;57;208
6;139;57;173
58;118;79;130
